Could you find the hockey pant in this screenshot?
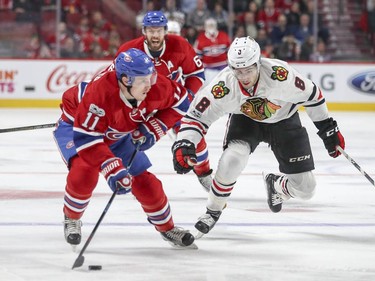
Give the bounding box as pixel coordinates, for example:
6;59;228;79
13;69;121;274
63;156;174;232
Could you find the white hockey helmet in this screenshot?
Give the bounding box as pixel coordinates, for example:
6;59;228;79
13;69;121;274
227;36;261;70
167;20;181;35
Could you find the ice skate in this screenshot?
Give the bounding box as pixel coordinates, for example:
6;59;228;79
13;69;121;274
161;227;198;249
195;169;213;192
64;215;82;250
263;172;283;213
194;209;222;239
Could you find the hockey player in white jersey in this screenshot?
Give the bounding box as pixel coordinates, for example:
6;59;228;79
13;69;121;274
171;36;345;237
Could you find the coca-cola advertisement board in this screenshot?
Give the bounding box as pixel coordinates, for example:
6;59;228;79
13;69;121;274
0;59;109;99
0;60;374;107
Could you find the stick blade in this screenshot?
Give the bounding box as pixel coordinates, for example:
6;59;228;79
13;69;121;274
72;255;85;269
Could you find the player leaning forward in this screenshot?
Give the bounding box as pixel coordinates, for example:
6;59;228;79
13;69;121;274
53;48;196;248
172;36;345;236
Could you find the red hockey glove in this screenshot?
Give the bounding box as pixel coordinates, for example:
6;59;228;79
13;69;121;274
172;139;197;174
131;117;167;151
101;157;132;194
314;117;345;158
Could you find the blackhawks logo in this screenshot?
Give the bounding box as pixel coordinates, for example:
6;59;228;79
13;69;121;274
211;81;230;99
241;98;281;120
271;66;288;81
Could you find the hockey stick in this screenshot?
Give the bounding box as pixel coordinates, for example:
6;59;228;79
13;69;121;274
337;146;375;187
0;123;56;133
72;144;140;269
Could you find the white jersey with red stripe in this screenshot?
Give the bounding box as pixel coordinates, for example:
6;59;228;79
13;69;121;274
178;58;330;145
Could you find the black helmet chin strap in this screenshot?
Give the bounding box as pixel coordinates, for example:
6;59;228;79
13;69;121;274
120;75;135;98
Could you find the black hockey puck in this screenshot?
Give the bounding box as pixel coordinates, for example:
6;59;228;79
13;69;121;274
88;265;102;270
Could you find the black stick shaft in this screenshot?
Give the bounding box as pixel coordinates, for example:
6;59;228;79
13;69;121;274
0;123;56;133
337;146;375;186
72;145;140;269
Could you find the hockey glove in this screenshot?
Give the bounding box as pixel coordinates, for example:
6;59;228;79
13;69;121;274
101;157;132;194
131;117;167;151
314;117;345;158
172;139;197;174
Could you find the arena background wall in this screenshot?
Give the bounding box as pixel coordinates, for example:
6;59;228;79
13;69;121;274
0;59;374;111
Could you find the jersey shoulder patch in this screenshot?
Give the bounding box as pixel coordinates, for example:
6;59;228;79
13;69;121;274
211;81;230;99
270;65;289;81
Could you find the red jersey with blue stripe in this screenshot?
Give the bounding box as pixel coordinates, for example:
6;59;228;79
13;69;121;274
115;35;205;94
60;68;190;168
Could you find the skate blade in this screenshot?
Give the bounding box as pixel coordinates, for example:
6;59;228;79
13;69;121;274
167;241;198;250
194;230;205;240
70;244;78;252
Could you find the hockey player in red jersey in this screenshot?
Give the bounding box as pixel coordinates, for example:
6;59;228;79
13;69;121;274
114;11;212;192
53;48;196;249
194;18;231;83
171;37;345;237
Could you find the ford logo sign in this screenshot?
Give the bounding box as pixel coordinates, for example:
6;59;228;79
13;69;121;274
348;71;375;94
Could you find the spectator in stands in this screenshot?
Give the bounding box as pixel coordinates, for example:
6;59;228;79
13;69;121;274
13;0;43;22
270;13;290;48
91;10;112;39
309;40;331;62
276;31;300;61
185;25;198;45
257;0;280;33
300;34;314;61
305;0;330;44
0;0;12;10
294;13;313;44
107;28;122;57
136;0;155;31
181;0;196;14
275;0;294;14
186;0;211;32
161;0;185;27
194;18;231;83
243;11;259;39
261;39;276;58
367;0;375;38
256;28;268;50
210;1;229;32
286;1;301;32
25;33;53;58
61;0;87;22
233;24;246;38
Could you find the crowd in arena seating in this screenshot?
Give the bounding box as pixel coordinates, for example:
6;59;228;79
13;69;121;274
0;0;373;60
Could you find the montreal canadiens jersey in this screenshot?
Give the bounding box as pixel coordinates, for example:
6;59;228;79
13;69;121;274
115;35;205;94
60;69;189;168
194;31;231;70
178;58;330;145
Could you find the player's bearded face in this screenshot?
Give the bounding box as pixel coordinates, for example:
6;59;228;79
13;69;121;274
130;73;157;101
144;27;166;51
233;64;259;89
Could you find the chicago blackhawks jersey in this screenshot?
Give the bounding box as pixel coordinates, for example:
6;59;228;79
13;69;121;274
178;58;330;145
115;35;205;94
60;69;189;168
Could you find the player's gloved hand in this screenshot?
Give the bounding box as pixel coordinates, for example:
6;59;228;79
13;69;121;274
314;117;345;158
131;117;167;151
172;139;197;174
101;157;132;194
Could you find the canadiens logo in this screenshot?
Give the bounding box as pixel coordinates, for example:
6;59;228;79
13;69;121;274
211;81;230;99
241;98;281;120
271;66;288;81
66;140;75;149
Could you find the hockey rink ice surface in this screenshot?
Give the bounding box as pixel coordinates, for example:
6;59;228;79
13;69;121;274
0;108;374;281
